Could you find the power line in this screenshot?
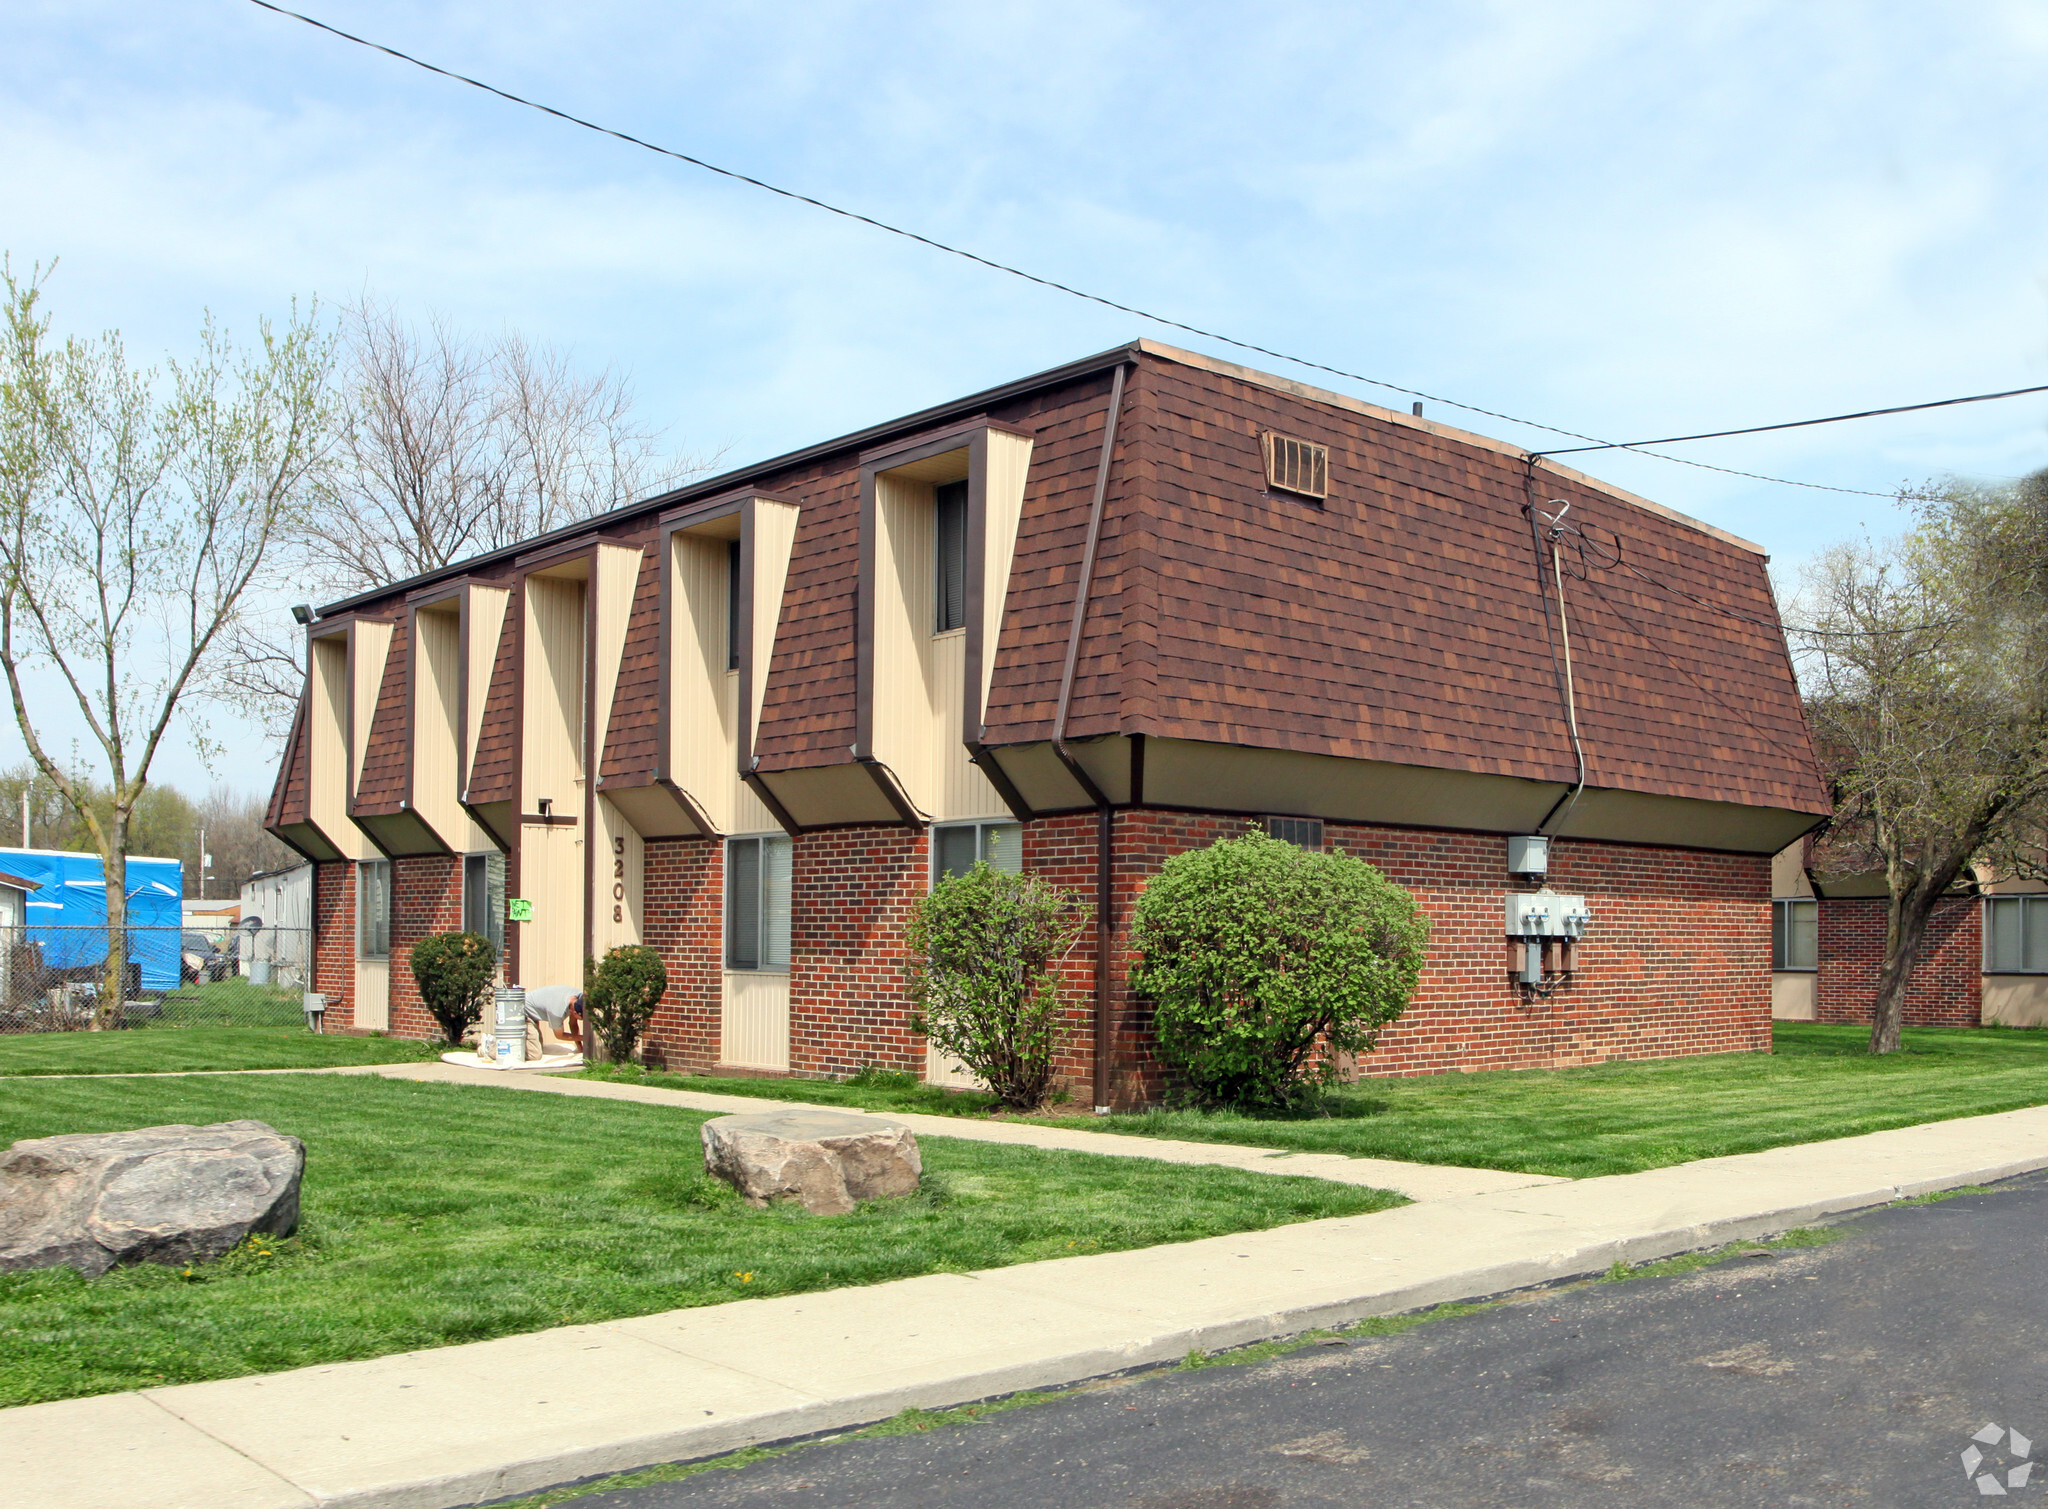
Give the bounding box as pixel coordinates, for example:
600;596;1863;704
1533;382;2048;459
250;0;1920;500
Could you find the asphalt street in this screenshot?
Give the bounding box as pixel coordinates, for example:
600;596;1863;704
557;1170;2048;1509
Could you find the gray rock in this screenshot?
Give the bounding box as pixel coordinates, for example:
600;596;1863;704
701;1109;920;1216
0;1120;304;1276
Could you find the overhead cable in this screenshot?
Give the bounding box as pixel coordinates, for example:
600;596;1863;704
248;1;1932;500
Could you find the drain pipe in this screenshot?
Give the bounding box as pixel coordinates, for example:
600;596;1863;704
1053;363;1128;1115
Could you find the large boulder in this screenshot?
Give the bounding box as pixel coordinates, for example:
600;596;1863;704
701;1109;920;1216
0;1120;304;1277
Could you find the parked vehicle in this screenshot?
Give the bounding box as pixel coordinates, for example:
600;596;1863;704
181;932;229;984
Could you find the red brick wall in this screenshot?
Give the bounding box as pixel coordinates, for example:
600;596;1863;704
785;826;930;1079
639;836;723;1071
1815;895;1981;1027
1028;811;1771;1098
311;860;355;1022
499;808;1776;1099
387;854;464;1040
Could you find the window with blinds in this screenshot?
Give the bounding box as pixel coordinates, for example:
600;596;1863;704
463;851;506;957
1984;895;2048;973
935;479;967;632
1771;898;1817;971
726;834;793;970
1260;432;1329;499
358;860;391;959
933;820;1023;882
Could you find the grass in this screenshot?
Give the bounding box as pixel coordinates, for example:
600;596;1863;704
580;1061;1003;1116
0;1073;1398;1408
0;1023;443;1076
1034;1023;2048;1179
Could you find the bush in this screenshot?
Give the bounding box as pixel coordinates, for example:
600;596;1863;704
584;944;668;1064
1129;830;1428;1111
409;931;497;1046
904;863;1084;1110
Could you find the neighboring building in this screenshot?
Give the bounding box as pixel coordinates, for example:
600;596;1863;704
265;340;1828;1100
1770;840;2048;1028
0;848;184;990
239;863;313;936
182;899;241;931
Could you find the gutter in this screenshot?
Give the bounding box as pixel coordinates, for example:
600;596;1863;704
1050;362;1129;1115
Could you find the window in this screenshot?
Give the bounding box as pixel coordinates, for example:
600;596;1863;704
358;860;391;959
1771;898;1817;972
726;540;742;671
1984;895;2048;973
934;479;967;633
1264;816;1324;850
933;820;1022;882
726;834;792;970
1260;432;1329;499
463;852;505;957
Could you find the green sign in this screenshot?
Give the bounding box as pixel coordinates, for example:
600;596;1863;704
507;898;534;922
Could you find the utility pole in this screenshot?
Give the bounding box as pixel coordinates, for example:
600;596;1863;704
18;790;26;848
197;826;206;901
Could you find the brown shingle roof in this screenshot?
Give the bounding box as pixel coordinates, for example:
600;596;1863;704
351;618;410;815
465;599;520;804
599;540;664;786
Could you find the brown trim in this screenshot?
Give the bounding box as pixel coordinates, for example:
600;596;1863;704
856;757;927;831
733;501;760;786
523;812;580;827
1128;732;1146;807
515;535;601;573
858;414;1022;470
741;770;803;837
1052;362;1129;811
968;746;1034;823
853;465;880;761
960;429;992;747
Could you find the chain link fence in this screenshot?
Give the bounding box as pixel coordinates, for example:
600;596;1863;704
0;924;316;1033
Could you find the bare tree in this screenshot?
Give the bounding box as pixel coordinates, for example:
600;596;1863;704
1791;473;2048;1053
0;261;333;1022
228;299;703;738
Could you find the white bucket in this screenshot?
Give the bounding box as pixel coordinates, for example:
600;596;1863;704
491;987;527;1064
250;960;272;986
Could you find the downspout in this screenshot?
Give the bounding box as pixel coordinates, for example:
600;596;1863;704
1052;363;1128;1115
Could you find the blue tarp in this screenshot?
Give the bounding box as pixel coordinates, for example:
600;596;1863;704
0;848;184;990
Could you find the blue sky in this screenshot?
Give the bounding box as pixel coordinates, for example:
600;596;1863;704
5;0;2048;796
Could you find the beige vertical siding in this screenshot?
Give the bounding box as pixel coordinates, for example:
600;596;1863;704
1770;972;1817;1020
872;473;939;815
350;620;394;806
979;431;1034;718
463;585;510;793
925;1041;984;1090
520;573;587;988
748;499;801;751
590;794;643;954
723;671;776;834
518;823;585;988
412;606;477;850
588;545;642;945
354;957;389;1031
522;576;585;811
670;533;733;831
720;969;790;1070
309;634;370;859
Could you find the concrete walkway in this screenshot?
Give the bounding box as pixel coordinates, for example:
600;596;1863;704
350;1060;1561;1203
11;1099;2048;1509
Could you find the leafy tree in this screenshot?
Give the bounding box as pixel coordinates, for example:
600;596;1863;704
409;931;498;1046
584;944;667;1063
1129;830;1427;1110
0;260;332;1023
1790;471;2048;1053
904;862;1083;1110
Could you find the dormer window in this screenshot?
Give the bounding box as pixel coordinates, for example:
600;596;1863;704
935;479;967;632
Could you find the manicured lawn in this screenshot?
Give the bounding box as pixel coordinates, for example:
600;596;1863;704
580;1062;1001;1116
0;1025;442;1076
0;1074;1397;1407
1042;1023;2048;1178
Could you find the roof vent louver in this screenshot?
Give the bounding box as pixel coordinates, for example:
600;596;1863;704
1260;432;1328;499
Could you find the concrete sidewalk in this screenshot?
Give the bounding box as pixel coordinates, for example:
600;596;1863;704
11;1103;2048;1509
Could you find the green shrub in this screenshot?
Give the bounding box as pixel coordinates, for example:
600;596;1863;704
584;945;668;1063
904;862;1084;1110
1129;830;1428;1111
408;931;497;1046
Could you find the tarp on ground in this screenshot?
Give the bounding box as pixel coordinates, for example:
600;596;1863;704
0;848;185;990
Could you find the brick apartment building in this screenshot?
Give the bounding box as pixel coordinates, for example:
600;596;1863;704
265;339;1829;1104
1770;842;2048;1029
